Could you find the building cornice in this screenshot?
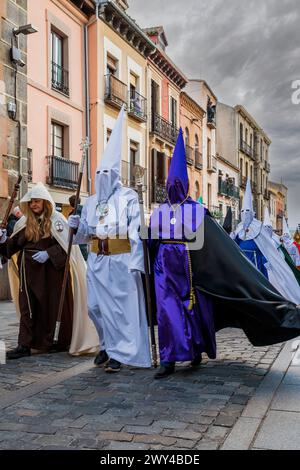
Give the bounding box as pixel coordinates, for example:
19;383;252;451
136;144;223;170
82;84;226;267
216;154;240;172
149;47;187;90
235;104;272;144
98;1;156;58
180;92;206;118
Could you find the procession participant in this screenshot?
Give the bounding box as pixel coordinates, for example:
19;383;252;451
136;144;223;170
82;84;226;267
281;218;300;268
148;129;216;379
264;207;300;287
0;183;98;359
231;179;300;305
7;206;23;237
69;106;151;373
294;229;300;266
222;206;233;235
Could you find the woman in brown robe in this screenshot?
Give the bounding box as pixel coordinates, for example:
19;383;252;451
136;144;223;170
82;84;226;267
0;197;73;359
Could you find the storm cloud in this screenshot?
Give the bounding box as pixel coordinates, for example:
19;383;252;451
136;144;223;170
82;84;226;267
128;0;300;228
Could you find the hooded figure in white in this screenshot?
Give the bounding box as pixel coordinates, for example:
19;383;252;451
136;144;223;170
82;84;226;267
232;179;300;305
0;182;98;357
281;218;300;267
69;107;151;371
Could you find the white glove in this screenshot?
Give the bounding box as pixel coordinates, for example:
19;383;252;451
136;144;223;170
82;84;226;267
0;229;7;244
68;215;80;229
32;251;49;264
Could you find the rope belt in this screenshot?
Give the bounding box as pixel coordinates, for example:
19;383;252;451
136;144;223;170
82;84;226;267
20;250;33;319
90;237;131;256
161;240;196;311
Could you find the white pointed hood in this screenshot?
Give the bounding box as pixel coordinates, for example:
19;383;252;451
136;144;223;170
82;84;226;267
95;106;125;203
263;207;272;227
241;178;254;230
263;206;273;238
282;217;291;237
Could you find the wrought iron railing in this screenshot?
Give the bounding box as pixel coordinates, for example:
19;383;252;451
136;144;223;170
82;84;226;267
51;62;69;96
186;145;194;165
47;155;79;189
240;140;255;160
105;73;127;108
207;155;217;172
128;90;147;122
121;160;147;190
152;180;167;204
151;113;178;145
195;150;203;170
218;180;239;198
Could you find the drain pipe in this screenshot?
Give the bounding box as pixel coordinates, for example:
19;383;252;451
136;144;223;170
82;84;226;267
83;24;91;195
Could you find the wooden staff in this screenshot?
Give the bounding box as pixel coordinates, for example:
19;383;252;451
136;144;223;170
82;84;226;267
53;138;90;344
133;165;158;368
0;175;22;230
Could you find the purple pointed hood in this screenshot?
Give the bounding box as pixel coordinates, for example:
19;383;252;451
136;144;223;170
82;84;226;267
167;128;189;204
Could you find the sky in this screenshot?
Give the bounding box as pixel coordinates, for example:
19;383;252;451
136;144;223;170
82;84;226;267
128;0;300;229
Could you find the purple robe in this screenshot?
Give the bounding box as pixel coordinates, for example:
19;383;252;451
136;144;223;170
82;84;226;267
149;199;216;362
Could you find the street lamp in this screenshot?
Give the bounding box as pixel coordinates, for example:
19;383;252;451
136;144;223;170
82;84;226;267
13;24;38;36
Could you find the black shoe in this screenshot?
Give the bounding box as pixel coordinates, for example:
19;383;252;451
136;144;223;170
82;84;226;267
6;345;31;360
190;354;202;367
154;365;175;379
104;358;121;373
94;350;109;367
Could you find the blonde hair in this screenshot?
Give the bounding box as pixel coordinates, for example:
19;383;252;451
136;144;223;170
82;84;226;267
21;200;53;243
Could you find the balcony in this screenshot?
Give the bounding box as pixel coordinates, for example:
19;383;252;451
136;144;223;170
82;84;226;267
128;90;147;122
218;180;240;199
105;73;127;109
47;155;79;190
121;160;147;190
239;175;257;192
207;104;216;129
208;205;222;219
152;180;167;204
51;62;69;96
207;155;217;173
240;140;255;160
264;160;271;172
195;150;203;170
151;113;178;145
186;145;194;165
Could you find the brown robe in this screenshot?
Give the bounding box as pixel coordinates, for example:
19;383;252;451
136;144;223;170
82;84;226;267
0;228;73;352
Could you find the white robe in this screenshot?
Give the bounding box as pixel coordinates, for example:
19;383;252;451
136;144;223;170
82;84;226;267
73;186;151;368
233;221;300;306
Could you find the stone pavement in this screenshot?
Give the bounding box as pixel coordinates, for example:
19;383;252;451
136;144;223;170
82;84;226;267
0;300;289;450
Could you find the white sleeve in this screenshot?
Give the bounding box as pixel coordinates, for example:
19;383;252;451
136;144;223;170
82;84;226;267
127;197;145;273
73;204;90;245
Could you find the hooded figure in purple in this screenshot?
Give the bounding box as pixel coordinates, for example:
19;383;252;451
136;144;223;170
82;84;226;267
149;128;216;379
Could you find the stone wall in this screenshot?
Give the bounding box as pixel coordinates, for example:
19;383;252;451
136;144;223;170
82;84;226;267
0;0;28;299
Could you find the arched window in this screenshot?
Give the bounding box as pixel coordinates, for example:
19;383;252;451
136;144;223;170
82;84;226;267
185;127;190;147
240;123;243;144
195;180;200;200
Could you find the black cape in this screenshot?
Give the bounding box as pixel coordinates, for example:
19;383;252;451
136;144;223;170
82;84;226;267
190;214;300;346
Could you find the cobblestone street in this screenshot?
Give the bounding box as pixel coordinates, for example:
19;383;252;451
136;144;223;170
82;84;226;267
0;301;283;450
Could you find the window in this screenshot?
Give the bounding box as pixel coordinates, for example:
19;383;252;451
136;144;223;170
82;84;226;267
130;140;139;167
207;183;211;209
51;30;69;95
107;54;118;76
151;79;160;116
195;134;199;151
245;162;249;179
250;166;253;182
195;181;200;200
106;128;112;143
27;148;32;182
51;122;64;157
260;139;263;160
245;128;248;144
240;158;243;176
250;134;253;148
170;97;177;127
185;127;190;147
240;123;243;143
